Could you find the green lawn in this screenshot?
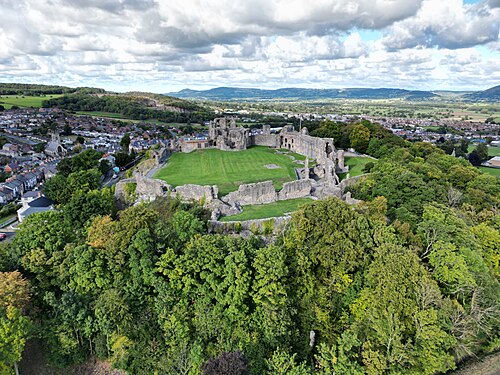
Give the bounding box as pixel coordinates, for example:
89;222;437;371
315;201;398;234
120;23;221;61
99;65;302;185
479;167;500;178
345;156;376;177
0;214;16;226
0;94;62;109
219;198;314;221
468;145;500;156
155;146;300;196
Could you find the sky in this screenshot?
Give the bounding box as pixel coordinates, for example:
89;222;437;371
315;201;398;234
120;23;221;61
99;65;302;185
0;0;499;93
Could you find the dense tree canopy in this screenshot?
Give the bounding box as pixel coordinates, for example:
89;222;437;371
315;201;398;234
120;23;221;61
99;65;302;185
1;119;499;374
43;94;214;124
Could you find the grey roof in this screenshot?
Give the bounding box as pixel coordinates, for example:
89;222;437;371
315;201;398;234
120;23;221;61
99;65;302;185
28;196;54;208
22;191;40;198
45;141;65;153
4;180;22;189
19;206;53;219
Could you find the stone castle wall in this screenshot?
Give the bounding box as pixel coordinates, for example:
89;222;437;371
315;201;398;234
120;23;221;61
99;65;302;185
278;179;313;200
222;181;277;206
174;184;218;203
208;215;291;235
178;120;344;175
250;134;280;147
280;127;335;162
220;179;313;207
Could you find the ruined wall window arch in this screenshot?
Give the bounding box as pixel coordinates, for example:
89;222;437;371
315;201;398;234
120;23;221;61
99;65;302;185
325;142;332;157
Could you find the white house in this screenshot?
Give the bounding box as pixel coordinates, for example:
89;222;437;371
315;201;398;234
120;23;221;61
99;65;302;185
17;195;54;223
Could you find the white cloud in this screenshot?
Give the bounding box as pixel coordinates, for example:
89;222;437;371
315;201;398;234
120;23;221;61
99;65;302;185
0;0;498;91
383;0;500;49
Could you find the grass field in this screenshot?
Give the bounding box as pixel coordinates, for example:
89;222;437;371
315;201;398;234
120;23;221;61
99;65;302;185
479;167;500;178
77;111;131;119
467;145;500;157
155;146;300;196
0;94;62;109
344;156;376;177
219;198;313;221
76;111;203;127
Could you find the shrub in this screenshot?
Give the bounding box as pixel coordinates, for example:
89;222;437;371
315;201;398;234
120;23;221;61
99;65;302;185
262;218;275;234
234;222;242;233
124;182;137;203
250;222;261;235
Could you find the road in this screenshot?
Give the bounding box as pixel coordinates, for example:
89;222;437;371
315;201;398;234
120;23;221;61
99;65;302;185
102;170;126;187
0;230;17;241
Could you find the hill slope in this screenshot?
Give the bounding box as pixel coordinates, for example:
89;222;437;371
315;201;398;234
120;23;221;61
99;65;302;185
168;87;439;101
463;85;500;101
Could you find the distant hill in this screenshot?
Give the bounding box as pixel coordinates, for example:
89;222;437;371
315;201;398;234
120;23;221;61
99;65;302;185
463;85;500;101
169;86;500;102
168;87;439;101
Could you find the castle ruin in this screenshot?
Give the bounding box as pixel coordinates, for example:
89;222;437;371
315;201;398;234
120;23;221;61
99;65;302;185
118;117;355;226
180;117;346;178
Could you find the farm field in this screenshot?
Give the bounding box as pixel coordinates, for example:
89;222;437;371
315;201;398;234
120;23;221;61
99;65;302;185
0;94;62;109
76;111;202;127
230;98;500;122
155;146;300;196
479;166;500;178
76;111;132;120
219;197;313;221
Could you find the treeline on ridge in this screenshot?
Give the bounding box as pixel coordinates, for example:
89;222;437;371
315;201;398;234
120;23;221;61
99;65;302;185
43;94;215;123
0;83;105;96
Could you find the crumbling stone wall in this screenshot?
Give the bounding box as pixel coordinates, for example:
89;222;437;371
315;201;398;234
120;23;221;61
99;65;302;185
278;179;313;200
208;215;291;235
222;181;277;206
135;176;171;199
312;183;343;200
280;126;335;162
220;178;316;207
174;184;218;203
250;134;280;147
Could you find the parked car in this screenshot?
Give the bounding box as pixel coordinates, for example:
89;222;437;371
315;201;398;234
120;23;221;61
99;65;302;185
0;233;7;240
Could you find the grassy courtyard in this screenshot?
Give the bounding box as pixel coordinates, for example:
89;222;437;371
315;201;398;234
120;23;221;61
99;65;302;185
219;198;314;221
155;146;301;196
0;94;62;109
